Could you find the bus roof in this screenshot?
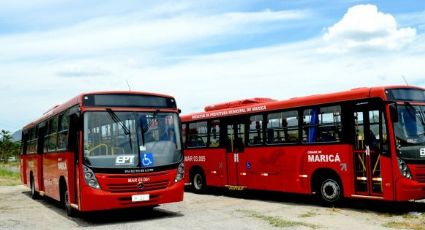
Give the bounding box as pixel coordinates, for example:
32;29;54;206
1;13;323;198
181;85;425;122
23;91;175;130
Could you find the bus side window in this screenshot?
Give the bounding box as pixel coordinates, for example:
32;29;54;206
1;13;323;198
21;130;28;155
236;123;246;152
181;123;187;148
58;113;70;151
249;115;263;146
303;108;318;143
187;121;207;148
303;106;342;143
266;110;299;144
209;120;220;147
369;110;389;154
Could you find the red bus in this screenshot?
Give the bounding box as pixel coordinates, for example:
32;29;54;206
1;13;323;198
181;86;425;205
20;91;184;216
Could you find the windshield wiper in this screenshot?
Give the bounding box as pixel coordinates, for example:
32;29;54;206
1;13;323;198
405;102;425;126
106;108;133;150
106;108;130;135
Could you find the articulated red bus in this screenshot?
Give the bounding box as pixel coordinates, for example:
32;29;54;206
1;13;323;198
181;86;425;204
20;91;184;216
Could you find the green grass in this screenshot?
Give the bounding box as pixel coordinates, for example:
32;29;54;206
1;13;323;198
383;221;425;230
402;213;421;220
239;210;320;229
299;211;319;218
0;166;20;186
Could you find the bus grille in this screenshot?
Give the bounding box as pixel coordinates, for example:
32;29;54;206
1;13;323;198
106;180;169;193
414;166;425;183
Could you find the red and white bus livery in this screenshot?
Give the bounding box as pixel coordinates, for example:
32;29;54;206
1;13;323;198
20;91;184;215
181;86;425;204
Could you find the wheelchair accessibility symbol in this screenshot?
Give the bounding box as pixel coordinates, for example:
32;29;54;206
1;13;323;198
141;153;154;167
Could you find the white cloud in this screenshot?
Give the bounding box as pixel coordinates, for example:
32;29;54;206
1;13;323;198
1;3;425;133
323;4;417;53
0;9;308;62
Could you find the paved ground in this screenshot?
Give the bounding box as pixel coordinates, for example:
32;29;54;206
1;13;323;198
1;185;425;230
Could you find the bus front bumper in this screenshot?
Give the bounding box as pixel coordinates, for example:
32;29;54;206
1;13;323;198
79;180;184;212
396;178;425;201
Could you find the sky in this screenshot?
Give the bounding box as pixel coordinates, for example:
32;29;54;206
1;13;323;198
1;0;425;132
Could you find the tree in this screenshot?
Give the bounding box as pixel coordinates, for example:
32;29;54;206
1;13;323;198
0;130;20;162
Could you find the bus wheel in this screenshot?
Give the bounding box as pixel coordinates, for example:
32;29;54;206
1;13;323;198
191;170;206;193
62;185;77;217
318;178;342;205
30;176;39;200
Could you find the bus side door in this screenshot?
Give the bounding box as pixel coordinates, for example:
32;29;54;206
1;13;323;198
225;121;246;186
352;102;390;198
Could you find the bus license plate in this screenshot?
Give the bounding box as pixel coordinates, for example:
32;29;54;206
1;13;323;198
132;194;150;202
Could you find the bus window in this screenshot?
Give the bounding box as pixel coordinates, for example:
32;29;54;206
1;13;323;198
27;127;37;154
354;112;365;150
187;121;207;148
209;120;220;147
267;110;299;144
181;123;187;147
236;123;246;152
369;110;389;153
303;106;342;143
44;118;59;153
57;113;70;151
21;130;28;155
249;115;263;145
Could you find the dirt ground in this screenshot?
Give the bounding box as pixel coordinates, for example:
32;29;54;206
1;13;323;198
1;185;425;230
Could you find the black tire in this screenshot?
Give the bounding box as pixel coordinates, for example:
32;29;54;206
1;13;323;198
191;170;206;193
62;185;77;217
317;177;343;206
30;176;39;200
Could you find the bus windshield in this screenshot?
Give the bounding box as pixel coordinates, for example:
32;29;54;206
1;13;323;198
83;111;182;168
394;104;425;160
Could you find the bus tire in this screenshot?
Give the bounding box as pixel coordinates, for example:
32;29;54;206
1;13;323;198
317;177;343;206
61;182;77;217
191;170;206;193
30;175;39;200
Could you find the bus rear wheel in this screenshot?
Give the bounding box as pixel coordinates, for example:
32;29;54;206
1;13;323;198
30;176;39;200
318;178;343;206
191;170;206;193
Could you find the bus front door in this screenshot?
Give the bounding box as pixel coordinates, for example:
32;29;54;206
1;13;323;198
353;107;385;197
225;122;246;187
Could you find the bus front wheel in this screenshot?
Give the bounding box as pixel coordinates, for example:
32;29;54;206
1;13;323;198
191;170;206;193
318;178;343;206
61;184;77;217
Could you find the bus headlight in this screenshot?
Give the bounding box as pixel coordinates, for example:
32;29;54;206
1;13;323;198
175;162;184;182
83;165;101;189
397;158;412;179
